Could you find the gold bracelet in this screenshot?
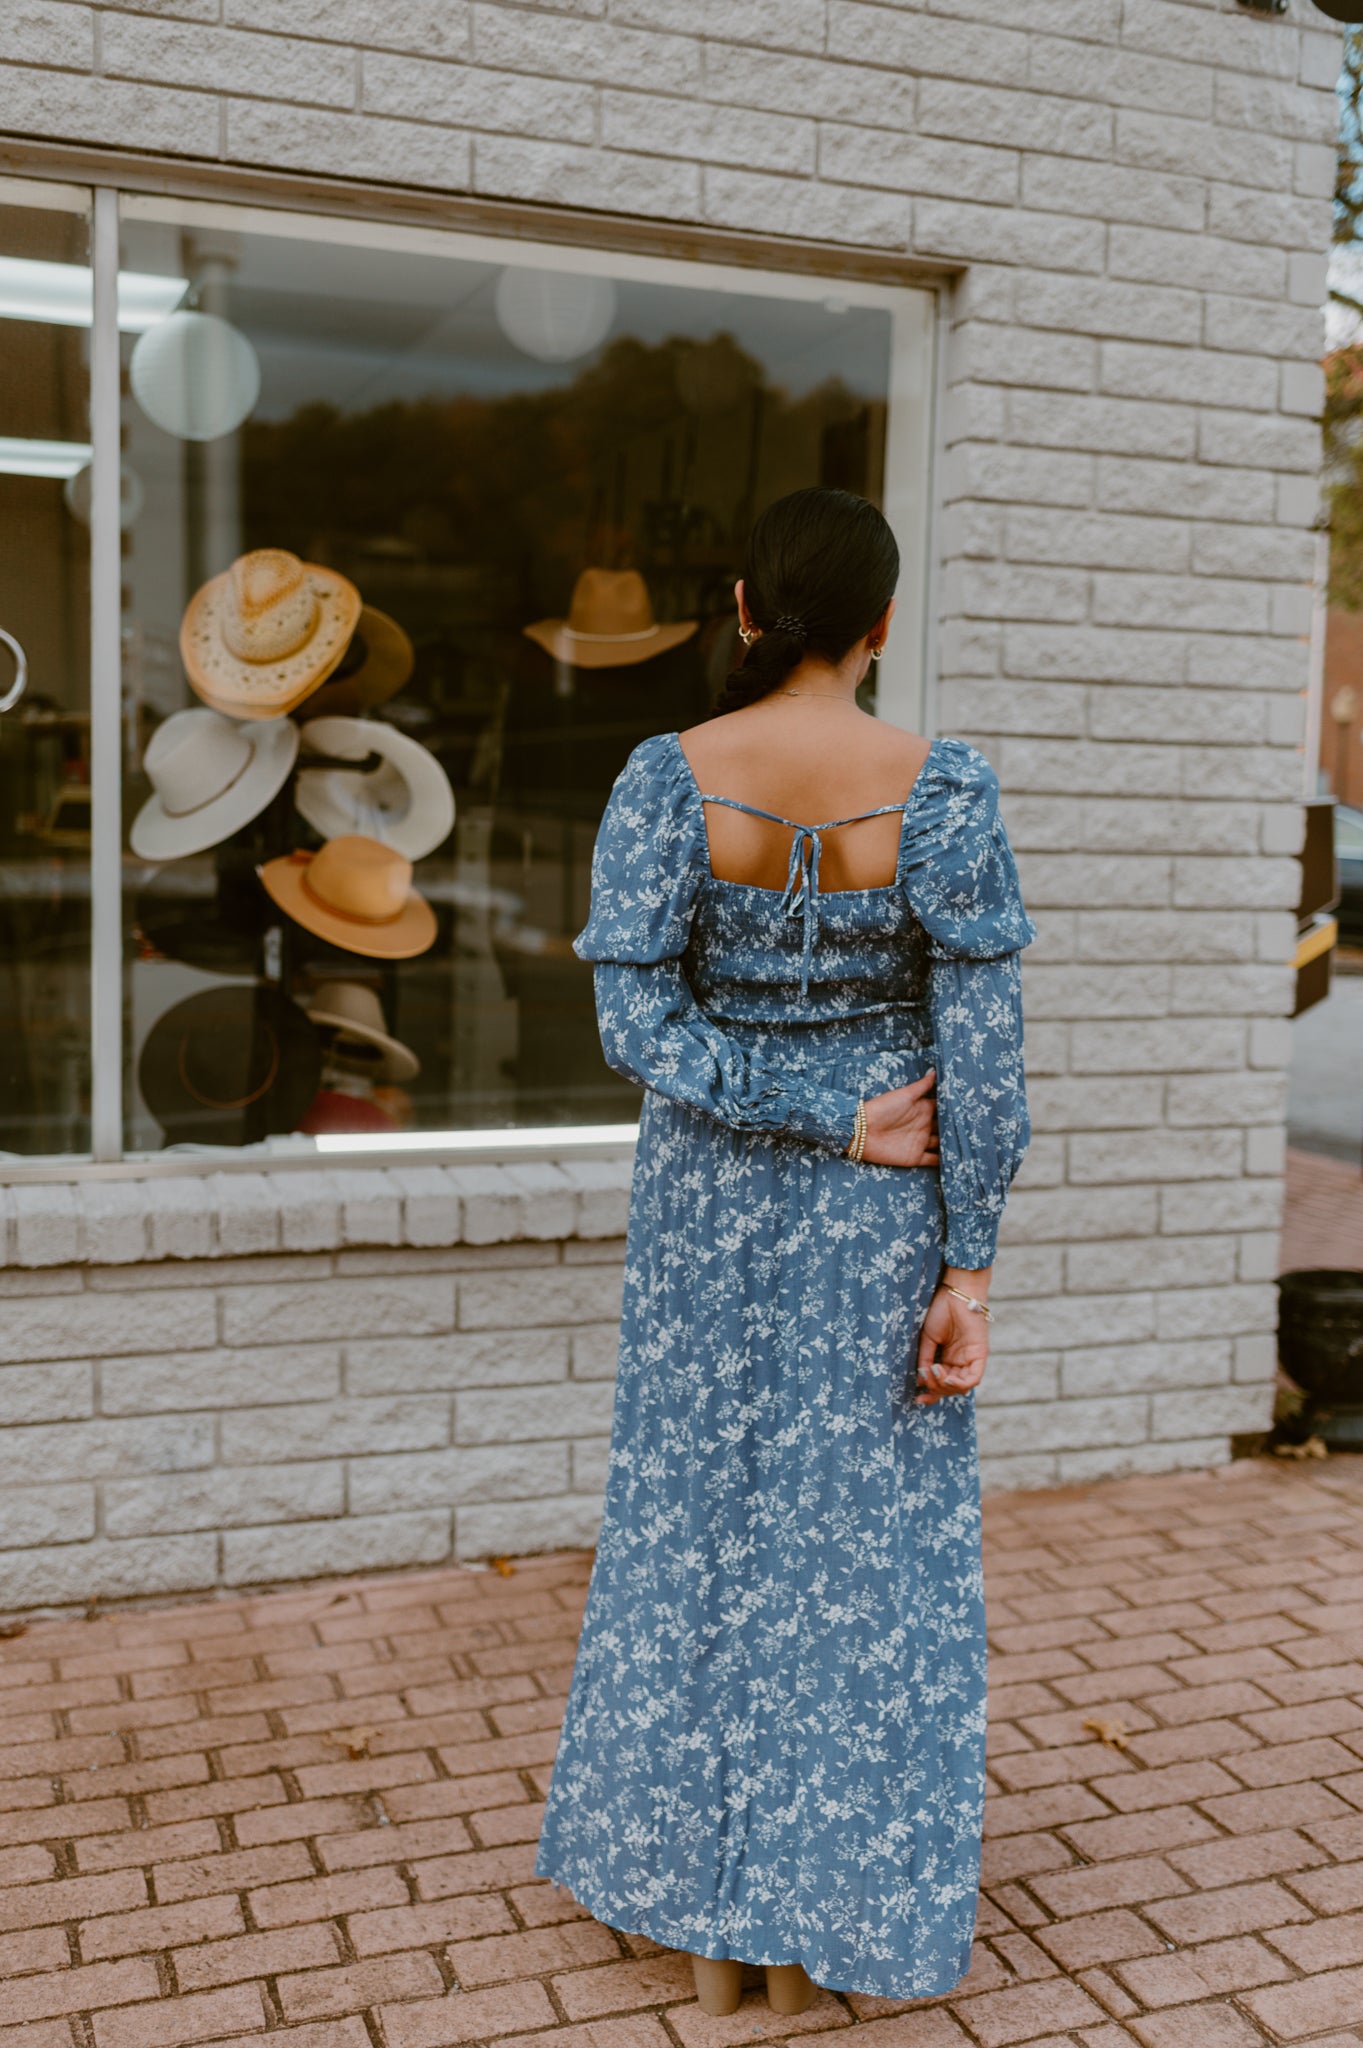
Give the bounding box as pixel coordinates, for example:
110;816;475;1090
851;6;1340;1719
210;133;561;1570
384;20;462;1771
846;1098;867;1163
941;1282;993;1323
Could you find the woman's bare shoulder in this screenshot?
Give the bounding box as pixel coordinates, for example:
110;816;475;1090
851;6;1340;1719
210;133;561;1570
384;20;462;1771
676;710;931;793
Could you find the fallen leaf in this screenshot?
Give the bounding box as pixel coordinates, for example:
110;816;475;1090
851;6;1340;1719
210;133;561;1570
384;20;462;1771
489;1555;516;1577
1273;1436;1329;1461
1083;1714;1130;1751
323;1726;380;1761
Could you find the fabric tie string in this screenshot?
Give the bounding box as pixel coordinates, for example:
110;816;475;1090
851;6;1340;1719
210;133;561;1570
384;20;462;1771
782;825;822;1000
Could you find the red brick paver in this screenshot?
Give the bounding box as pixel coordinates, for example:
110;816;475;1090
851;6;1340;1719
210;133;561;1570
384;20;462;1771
3;1458;1363;2043
1280;1148;1363;1275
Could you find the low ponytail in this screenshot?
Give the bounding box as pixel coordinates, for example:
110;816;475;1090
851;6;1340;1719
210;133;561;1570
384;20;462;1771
707;488;899;720
709;624;807;717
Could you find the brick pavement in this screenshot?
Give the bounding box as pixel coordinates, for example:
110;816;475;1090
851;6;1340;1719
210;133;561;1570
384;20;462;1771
3;1456;1363;2045
1280;1150;1363;1277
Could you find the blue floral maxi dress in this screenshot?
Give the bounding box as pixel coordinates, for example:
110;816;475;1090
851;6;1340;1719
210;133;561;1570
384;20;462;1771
534;730;1035;1999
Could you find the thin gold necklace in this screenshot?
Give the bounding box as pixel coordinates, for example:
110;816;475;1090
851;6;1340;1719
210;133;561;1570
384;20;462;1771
777;688;858;702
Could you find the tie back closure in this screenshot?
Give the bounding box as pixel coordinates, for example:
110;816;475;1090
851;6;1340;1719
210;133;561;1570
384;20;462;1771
696;782;915;1005
782;826;822;1000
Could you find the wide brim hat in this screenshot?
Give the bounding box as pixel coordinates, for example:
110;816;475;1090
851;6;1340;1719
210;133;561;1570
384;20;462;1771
138;984;321;1147
305;977;420;1083
130;708;298;861
304;607;415;719
181;548;362;721
296;715;455;861
135;899;263;976
134;846;270;975
525;567;697;670
258;833;437;960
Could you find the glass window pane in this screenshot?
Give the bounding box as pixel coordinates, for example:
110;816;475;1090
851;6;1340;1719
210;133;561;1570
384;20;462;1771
119;200;929;1154
0;180;92;1158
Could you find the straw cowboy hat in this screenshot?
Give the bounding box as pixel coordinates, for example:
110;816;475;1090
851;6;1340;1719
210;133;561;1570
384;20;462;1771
304;607;415;720
524;569;697;670
258;834;436;959
130;706;299;861
138;984;321;1147
181;548;362;720
304;978;419;1082
295;716;455;861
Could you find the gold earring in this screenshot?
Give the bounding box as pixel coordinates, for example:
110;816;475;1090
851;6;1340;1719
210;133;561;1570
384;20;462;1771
739;624;758;646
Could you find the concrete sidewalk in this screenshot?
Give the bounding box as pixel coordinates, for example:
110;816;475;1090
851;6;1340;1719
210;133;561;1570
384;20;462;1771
2;1456;1363;2046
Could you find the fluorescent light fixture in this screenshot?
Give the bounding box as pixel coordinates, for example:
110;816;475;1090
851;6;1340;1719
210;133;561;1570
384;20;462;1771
0;257;187;332
313;1123;639;1155
0;436;91;478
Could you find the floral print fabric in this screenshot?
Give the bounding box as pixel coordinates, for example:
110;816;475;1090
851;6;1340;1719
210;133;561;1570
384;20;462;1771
534;729;1034;1997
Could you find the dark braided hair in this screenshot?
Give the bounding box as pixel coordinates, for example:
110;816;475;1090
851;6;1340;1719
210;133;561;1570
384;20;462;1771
708;487;899;719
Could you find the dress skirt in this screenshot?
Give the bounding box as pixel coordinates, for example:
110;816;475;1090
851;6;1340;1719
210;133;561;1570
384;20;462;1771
533;1013;987;1999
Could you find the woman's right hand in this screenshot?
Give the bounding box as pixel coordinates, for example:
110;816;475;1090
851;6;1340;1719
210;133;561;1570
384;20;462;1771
859;1069;939;1168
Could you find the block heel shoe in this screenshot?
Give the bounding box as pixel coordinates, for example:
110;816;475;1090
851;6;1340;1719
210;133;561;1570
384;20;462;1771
765;1963;816;2014
691;1956;744;2015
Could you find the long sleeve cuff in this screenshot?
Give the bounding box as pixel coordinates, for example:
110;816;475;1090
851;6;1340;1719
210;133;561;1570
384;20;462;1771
943;1204;1002;1271
767;1082;861;1155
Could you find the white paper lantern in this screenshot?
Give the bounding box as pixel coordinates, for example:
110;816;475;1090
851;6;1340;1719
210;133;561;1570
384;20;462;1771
63;458;145;530
129;309;261;442
494;267;617;363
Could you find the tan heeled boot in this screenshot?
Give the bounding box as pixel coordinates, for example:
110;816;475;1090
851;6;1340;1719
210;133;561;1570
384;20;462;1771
765;1962;816;2014
691;1955;744;2014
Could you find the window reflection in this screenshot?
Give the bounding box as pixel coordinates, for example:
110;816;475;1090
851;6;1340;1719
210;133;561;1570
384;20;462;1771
118;206;905;1150
0;185;92;1158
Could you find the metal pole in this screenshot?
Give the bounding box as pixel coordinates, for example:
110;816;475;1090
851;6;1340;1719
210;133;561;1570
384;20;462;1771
89;185;123;1161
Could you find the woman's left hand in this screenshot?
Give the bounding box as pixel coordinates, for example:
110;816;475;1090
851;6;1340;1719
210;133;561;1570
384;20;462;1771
914;1282;991;1406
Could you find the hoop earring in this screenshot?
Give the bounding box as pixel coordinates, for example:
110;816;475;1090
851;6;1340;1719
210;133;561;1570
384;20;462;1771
870;642;885;663
738;625;758;647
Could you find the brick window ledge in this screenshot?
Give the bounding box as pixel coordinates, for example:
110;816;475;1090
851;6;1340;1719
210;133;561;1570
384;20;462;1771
0;1160;635;1268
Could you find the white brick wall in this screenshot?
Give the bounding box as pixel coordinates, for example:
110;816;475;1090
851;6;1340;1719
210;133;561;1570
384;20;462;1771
0;0;1335;1592
0;1169;630;1609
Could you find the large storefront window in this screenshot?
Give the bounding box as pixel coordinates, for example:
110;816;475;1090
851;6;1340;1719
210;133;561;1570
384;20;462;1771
1;176;936;1162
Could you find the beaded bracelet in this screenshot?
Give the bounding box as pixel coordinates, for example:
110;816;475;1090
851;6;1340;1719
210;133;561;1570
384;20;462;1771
845;1098;867;1163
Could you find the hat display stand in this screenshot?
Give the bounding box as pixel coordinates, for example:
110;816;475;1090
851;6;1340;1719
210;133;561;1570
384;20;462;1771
133;597;434;1150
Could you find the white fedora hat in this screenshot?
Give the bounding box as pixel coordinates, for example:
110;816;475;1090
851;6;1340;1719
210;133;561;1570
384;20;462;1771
295;716;455;862
130;706;299;861
305;979;419;1083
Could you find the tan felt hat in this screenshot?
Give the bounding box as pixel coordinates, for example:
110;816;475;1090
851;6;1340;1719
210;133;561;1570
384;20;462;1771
258;835;436;960
524;568;697;670
181;549;362;720
305;978;419;1083
304;606;415;720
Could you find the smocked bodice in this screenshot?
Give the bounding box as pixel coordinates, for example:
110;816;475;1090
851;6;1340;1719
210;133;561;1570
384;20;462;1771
689;866;931;1025
577;728;1035;1029
573;725;1035;1272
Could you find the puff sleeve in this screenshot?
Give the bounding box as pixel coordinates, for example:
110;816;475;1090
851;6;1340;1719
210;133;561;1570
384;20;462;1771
575;734;861;1151
900;739;1037;1270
